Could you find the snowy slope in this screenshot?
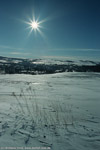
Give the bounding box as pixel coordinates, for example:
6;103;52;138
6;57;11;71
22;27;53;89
0;72;100;150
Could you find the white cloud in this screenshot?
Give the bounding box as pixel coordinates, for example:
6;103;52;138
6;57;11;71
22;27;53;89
0;44;31;56
10;52;31;55
48;48;100;51
0;45;24;51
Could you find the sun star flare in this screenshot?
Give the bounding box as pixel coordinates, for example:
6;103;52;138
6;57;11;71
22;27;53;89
24;14;49;39
24;17;43;37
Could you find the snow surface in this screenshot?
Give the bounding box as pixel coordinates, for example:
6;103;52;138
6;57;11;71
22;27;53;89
0;72;100;150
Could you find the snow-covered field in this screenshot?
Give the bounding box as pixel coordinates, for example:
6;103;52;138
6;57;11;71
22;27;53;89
0;72;100;150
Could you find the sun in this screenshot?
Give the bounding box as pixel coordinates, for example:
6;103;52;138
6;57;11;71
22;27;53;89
31;21;38;29
25;18;41;34
23;15;48;38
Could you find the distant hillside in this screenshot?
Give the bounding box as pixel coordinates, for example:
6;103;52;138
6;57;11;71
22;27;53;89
0;56;100;74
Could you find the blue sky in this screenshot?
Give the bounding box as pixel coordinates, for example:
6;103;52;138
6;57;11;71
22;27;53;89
0;0;100;60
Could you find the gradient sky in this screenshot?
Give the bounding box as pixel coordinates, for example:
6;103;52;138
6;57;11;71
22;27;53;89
0;0;100;59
